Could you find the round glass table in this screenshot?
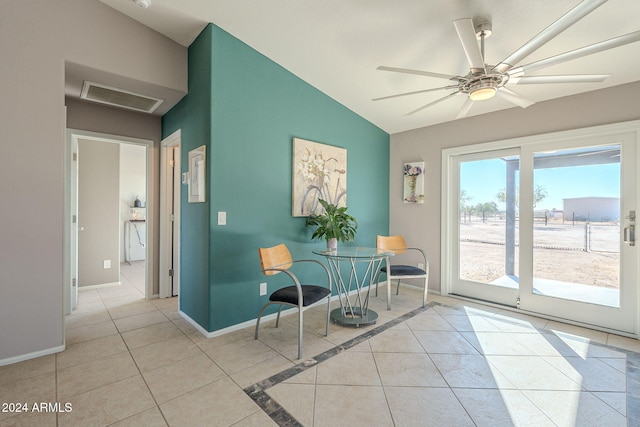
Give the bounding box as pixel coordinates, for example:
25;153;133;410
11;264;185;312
313;247;394;327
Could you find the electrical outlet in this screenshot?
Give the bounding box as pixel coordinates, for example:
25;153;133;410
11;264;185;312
260;282;267;296
418;262;424;270
104;260;111;269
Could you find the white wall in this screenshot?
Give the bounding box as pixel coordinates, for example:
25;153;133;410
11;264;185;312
390;81;640;293
78;139;120;287
0;0;186;363
120;144;147;262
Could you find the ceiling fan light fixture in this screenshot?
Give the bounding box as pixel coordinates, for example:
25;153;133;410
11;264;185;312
469;86;496;101
469;83;497;101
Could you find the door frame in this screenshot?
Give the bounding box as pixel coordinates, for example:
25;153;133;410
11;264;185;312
441;119;640;336
63;134;79;314
160;129;181;298
64;129;154;314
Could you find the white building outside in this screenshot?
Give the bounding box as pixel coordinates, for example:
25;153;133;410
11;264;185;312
563;197;620;222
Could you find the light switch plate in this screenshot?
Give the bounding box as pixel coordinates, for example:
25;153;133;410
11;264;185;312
218;211;227;225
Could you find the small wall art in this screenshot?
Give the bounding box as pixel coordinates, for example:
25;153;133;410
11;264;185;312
188;145;206;203
403;161;424;204
292;138;347;216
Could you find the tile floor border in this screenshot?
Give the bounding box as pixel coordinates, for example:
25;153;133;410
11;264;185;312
243;302;435;425
244;300;640;426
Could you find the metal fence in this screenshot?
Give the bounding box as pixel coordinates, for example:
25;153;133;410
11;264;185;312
460;214;619;254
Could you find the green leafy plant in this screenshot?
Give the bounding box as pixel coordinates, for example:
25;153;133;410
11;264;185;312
305;199;357;243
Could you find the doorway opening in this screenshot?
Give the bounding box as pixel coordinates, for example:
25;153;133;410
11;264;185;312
64;129;154;315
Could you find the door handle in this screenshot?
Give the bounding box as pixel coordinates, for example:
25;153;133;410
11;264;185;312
624;224;635;246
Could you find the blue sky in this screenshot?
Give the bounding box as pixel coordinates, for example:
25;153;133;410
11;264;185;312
461;158;620;211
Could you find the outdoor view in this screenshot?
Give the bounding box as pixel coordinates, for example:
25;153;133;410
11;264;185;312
459;145;621;307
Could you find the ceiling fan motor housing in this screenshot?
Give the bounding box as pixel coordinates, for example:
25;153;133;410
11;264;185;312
461;73;508;96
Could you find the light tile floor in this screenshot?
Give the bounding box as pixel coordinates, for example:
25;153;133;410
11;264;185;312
1;263;640;426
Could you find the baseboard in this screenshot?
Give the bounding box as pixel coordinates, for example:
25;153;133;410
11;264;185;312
180;286;390;339
0;344;65;367
178;310;211;337
179;307;297;339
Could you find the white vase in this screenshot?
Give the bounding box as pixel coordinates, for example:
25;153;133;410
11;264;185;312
327;238;338;251
407;175;417;202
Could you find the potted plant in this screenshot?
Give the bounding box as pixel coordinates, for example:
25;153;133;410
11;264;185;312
305;199;357;250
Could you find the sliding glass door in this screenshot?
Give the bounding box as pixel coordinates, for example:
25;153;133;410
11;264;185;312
517;136;636;333
452;149;520;307
443;124;638;334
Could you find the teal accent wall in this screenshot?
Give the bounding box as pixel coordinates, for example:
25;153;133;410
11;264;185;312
162;27;212;329
163;24;389;332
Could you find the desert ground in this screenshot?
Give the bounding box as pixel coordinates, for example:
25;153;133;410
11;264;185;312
459;217;620;289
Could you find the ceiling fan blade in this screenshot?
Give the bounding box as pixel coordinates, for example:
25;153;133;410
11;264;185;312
456;97;474;119
507;30;640;76
377;66;463;81
405;91;460;116
493;0;607;74
453;18;485;72
372;85;459;101
511;74;610;84
496;87;535;108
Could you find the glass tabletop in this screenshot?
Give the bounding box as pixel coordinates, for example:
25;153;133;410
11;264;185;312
312;247;394;258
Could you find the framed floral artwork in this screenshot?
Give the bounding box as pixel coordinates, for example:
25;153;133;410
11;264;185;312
292;138;347;216
403;161;424;204
188;145;206;203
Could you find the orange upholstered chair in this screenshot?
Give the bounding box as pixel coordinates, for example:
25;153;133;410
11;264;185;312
375;235;429;310
256;243;332;359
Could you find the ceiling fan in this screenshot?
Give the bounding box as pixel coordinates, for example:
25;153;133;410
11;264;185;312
374;0;640;119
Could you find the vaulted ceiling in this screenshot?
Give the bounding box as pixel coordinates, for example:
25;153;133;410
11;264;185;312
99;0;640;134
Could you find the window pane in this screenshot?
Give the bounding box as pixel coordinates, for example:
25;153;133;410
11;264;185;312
459;156;520;287
532;145;620;307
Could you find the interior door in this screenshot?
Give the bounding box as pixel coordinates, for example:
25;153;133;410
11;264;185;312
518;135;636;333
171;146;181;297
160;139;181;298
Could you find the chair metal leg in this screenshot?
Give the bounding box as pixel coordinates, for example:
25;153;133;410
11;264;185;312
297;305;303;360
396;279;401;295
255;303;269;339
422;276;428;307
325;295;330;336
275;304;283;328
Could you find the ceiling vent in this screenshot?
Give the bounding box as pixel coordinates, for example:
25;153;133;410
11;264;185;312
80;81;163;113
